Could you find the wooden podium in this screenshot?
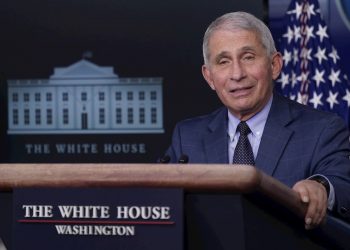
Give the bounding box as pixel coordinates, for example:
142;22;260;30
0;164;349;249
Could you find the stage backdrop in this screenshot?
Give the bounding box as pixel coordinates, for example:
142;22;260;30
0;0;266;163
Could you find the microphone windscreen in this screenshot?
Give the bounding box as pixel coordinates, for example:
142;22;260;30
178;154;189;163
159;155;171;163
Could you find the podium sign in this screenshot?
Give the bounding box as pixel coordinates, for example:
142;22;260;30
13;188;183;250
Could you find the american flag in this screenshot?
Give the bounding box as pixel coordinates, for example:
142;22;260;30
275;0;350;127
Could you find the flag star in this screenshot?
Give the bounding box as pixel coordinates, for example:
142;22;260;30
343;89;350;107
297;92;308;105
316;24;329;42
278;72;290;89
287;1;303;20
326;91;339;109
283;26;294;44
298;71;309;83
328;69;341;87
300;47;312;61
291;71;298;88
314;46;327;65
293;48;299;65
328;46;340;64
296;93;303;104
305;48;313;61
283;49;292;66
293;25;301;42
295;2;303;19
312;68;325;87
309;92;323;108
305;25;316;42
306;4;316;19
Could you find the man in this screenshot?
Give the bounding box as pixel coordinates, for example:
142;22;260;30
165;12;350;229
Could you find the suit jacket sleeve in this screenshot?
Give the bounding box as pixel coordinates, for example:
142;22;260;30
310;114;350;220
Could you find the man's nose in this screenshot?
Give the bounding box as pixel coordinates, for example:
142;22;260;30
229;62;246;81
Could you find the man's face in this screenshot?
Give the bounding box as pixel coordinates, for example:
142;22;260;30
202;29;282;120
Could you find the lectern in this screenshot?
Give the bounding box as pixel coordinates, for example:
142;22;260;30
0;164;349;249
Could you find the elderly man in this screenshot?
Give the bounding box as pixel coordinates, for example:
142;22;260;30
165;12;350;229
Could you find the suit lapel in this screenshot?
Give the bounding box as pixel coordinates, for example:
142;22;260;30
201;94;296;167
204;108;229;163
255;93;294;176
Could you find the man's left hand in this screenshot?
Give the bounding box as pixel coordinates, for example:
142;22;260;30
292;179;327;230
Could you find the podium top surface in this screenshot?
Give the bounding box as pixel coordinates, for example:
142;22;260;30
0;163;306;218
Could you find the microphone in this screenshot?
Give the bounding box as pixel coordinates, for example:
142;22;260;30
178;154;189;164
159;155;171;163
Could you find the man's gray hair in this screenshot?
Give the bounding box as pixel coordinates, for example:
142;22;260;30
203;12;277;65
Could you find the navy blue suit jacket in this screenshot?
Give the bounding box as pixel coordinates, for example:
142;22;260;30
166;93;350;221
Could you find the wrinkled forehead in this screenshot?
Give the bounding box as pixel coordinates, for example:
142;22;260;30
207;28;267;54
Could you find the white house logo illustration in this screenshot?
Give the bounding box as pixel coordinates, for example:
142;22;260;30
7;59;164;134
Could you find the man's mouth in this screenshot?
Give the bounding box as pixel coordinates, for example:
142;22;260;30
229;86;254;94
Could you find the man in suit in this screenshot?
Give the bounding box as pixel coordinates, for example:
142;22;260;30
165;12;350;229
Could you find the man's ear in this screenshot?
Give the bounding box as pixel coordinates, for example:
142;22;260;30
202;65;215;90
271;52;283;80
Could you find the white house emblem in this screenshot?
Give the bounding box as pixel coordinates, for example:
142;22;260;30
8;60;164;134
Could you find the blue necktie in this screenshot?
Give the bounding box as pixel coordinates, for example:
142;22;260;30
232;121;255;165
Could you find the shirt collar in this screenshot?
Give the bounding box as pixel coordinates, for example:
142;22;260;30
228;96;273;142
